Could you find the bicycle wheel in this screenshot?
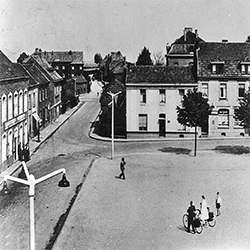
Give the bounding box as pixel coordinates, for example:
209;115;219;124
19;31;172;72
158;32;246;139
208;218;216;227
195;220;203;234
182;214;188;229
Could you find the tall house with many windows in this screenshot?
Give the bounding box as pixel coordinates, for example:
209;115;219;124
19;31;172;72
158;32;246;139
126;66;197;138
197;41;250;137
0;51;29;172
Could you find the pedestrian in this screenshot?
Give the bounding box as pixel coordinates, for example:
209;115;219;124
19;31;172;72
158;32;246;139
187;201;196;233
200;195;209;226
215;192;222;216
119;157;126;180
18;143;23;161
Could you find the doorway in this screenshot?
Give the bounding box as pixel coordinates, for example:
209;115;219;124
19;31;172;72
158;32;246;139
159;113;166;137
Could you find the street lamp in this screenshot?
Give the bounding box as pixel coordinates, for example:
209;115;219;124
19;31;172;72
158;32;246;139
107;91;122;159
0;161;70;250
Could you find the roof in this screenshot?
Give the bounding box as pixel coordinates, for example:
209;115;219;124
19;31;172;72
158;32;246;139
126;66;196;84
43;51;84;63
0;50;27;80
21;63;50;87
23;54;63;82
173;30;204;45
197;42;250;78
74;74;88;83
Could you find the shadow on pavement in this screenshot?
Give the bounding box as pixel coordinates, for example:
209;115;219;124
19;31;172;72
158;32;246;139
158;147;191;155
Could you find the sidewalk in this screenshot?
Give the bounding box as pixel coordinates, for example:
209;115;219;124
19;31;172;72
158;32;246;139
0;100;85;186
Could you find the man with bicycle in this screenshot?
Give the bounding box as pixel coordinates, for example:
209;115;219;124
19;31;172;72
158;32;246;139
187;201;196;233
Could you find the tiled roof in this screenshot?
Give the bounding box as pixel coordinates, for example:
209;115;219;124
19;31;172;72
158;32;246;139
173;30;204;44
23;55;63;82
126;66;196;84
197;42;250;77
0;50;27;80
74;74;88;83
21;63;50;86
43;51;84;63
168;44;195;55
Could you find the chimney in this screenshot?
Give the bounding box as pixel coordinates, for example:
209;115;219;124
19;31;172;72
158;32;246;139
222;39;228;43
184;27;192;42
195;29;198;39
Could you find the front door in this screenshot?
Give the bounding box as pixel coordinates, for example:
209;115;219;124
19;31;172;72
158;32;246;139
159;119;166;137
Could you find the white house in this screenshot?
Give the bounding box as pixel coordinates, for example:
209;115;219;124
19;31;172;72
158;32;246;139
126;66;198;138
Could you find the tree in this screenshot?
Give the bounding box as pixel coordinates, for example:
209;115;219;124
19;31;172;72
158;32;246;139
176;88;211;156
234;91;250;133
136;46;153;66
94;53;102;64
153;51;165;65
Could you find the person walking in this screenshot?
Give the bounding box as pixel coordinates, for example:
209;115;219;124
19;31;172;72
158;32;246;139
119;157;126;180
200;195;209;226
216;192;222;216
187;201;196;233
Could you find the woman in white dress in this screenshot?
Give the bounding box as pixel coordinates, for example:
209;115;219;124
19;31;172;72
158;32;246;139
200;195;209;225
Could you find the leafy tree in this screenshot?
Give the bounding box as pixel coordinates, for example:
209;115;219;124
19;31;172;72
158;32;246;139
176;88;211;156
234;91;250;133
136;46;153;66
153;51;165;65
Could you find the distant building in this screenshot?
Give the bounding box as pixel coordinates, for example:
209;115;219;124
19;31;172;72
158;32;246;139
166;27;204;68
126;66;198;138
0;51;29;171
197;41;250;137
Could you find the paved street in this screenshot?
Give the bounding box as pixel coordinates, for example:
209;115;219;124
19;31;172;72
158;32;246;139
53;152;250;250
1;92;250;250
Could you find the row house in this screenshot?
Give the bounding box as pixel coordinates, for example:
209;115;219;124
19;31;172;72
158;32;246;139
197;41;250;137
126;66;197;138
43;50;84;79
22;49;63;126
43;50;84;111
19;63;49;138
0;51;29;171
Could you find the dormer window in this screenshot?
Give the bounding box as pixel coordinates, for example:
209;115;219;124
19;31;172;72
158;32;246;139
211;61;224;74
240;63;250;74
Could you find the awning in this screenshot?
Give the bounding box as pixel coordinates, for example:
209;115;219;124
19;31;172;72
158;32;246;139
32;113;42;123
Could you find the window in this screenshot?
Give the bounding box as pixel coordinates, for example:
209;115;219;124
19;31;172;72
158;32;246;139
19;91;23;114
39;90;41;102
201;83;208;97
29;94;32;109
238;83;245;98
8;93;13;119
241;64;250;74
211;63;224;74
62;66;65;70
56;66;59;70
219;83;227;99
33;93;36;107
139;114;147;131
140;89;146;103
2;95;7;122
72;66;75;70
24;90;28;112
218;109;229;127
179;89;185;103
80;66;82;70
159;89;166;103
14;92;18;117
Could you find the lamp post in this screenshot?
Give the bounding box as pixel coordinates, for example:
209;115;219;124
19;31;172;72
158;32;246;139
0;161;70;250
107;91;122;159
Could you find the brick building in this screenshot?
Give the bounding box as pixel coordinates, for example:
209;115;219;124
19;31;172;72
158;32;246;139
0;51;29;172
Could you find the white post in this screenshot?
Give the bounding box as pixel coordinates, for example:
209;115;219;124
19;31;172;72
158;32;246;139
29;175;35;250
111;95;114;159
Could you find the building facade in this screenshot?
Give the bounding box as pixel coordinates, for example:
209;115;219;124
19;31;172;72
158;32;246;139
0;51;29;172
197;42;250;137
126;66;198;138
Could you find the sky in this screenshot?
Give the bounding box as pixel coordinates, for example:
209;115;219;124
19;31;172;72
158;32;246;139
1;0;250;63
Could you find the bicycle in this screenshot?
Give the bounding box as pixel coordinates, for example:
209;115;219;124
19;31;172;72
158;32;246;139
183;210;203;234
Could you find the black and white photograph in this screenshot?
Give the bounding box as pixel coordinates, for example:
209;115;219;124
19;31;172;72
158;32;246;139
1;0;250;249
